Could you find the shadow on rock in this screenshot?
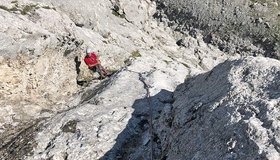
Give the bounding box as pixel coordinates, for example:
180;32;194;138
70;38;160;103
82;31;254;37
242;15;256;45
101;89;174;160
101;58;268;160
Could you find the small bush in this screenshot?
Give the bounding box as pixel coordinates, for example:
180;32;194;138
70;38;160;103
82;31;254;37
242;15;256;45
123;50;142;66
131;50;141;58
21;4;37;15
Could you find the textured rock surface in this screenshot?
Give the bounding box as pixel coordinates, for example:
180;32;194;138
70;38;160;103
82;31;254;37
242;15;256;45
0;0;229;159
154;0;280;58
156;57;280;159
0;0;155;134
0;0;280;160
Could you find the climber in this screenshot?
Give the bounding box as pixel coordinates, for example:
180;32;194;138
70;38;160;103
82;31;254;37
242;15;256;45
84;48;109;79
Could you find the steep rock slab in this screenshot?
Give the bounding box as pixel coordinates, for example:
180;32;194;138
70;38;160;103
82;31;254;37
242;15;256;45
0;0;83;147
25;54;189;160
0;0;158;136
156;56;280;159
0;0;232;159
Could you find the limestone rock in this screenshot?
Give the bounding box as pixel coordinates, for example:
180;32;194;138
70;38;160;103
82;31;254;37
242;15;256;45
1;0;279;160
156;57;280;159
154;0;280;58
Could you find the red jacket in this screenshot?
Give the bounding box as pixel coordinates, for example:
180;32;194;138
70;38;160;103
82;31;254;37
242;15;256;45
84;52;100;69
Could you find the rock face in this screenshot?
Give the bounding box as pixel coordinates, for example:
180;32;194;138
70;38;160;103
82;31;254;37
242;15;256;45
0;0;228;159
0;0;84;136
154;0;280;58
0;0;158;137
0;0;280;160
156;57;280;159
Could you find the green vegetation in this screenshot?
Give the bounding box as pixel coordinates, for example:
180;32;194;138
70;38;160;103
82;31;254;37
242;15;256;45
131;50;141;58
0;5;20;12
124;50;142;66
0;3;40;15
42;5;56;10
21;4;38;15
0;5;9;11
181;62;189;68
42;5;51;9
163;60;171;64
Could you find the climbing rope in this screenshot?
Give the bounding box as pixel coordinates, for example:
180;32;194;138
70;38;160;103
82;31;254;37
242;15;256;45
124;69;155;159
147;83;154;160
139;73;154;160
